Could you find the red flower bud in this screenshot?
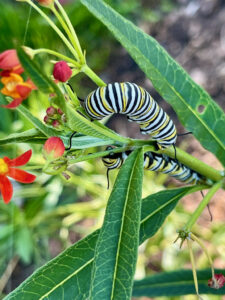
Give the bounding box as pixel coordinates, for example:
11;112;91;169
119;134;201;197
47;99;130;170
43;137;65;159
57;108;63;115
52;120;61;128
53;61;72;82
208;274;225;289
44;115;51;124
46;106;56;116
36;0;54;7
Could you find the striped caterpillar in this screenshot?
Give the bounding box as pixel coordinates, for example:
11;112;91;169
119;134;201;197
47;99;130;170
84;82;177;149
102;147;206;185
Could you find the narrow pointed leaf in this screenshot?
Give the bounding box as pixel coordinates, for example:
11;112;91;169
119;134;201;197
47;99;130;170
80;0;225;166
90;148;143;300
0;129;44;145
0;96;59;137
6;186;204;299
133;269;225;297
67;104;130;143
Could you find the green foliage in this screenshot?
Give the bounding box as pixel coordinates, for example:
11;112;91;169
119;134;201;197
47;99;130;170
90;149;143;300
5;186;202;299
133;269;225;297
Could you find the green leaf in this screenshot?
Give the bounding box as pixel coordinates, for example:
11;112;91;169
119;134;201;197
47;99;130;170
80;0;225;166
60;135;115;149
90;148;143;300
67;104;130;144
17;48;54;94
6;186;201;299
17;48;67;113
0;129;44;145
132;269;225;297
0;96;59;137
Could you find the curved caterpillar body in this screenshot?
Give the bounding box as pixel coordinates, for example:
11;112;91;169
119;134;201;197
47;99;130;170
102;147;205;185
84;82;177;149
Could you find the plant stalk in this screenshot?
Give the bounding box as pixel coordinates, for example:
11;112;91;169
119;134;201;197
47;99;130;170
185;181;222;231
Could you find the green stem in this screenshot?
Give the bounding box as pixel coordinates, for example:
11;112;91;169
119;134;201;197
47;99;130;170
67;146;129;164
82;64;106;87
54;0;84;63
185;181;222;231
187;239;200;298
25;0;78;59
33;48;80;67
162;146;223;183
190;233;214;278
65;84;80;107
51;5;81;62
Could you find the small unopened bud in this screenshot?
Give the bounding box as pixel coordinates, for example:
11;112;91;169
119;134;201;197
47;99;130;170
57;108;63;115
43;137;65;160
208;274;225;289
35;0;54;7
53;61;72;82
52;120;61;128
44;115;51;124
46;106;56;116
22;46;35;59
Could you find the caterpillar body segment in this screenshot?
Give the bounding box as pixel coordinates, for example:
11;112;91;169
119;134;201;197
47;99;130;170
102;148;204;185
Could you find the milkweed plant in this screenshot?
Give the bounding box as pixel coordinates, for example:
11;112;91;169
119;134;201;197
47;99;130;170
1;0;225;299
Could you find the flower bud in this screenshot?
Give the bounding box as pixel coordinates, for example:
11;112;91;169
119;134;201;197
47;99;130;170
43;137;65;160
57;108;63;115
52;120;61;128
208;274;225;289
53;61;72;82
35;0;54;7
43;115;51;124
46;106;56;116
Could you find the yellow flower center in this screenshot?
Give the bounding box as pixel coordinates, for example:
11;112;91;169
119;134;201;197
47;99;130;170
1;73;24;99
0;158;9;175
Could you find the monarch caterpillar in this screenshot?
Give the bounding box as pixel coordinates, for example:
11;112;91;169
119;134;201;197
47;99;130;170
102;147;206;185
84;82;177;149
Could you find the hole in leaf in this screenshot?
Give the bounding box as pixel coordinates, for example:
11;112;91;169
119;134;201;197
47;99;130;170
197;105;205;114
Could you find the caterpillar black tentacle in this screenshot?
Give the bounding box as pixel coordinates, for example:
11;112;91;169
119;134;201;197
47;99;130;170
65;131;77;151
102;148;206;185
84;82;177;149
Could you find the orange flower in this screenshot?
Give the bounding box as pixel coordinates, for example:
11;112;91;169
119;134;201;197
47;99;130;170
1;73;36;108
0;150;36;204
36;0;54;7
0;49;23;75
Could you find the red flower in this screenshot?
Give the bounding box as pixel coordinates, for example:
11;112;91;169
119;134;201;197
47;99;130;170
0;49;23;75
43;137;65;159
1;73;36;109
53;61;72;82
208;274;225;289
0;150;36;204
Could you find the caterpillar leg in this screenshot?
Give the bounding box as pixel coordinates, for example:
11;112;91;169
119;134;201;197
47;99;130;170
172;144;177;162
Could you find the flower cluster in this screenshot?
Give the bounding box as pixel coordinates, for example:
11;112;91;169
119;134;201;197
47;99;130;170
0;50;36;108
43;105;66;129
0;150;36;204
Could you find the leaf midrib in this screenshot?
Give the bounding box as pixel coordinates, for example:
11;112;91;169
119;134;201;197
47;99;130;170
111;152;140;300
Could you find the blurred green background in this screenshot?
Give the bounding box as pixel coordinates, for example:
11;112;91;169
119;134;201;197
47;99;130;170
0;0;224;299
